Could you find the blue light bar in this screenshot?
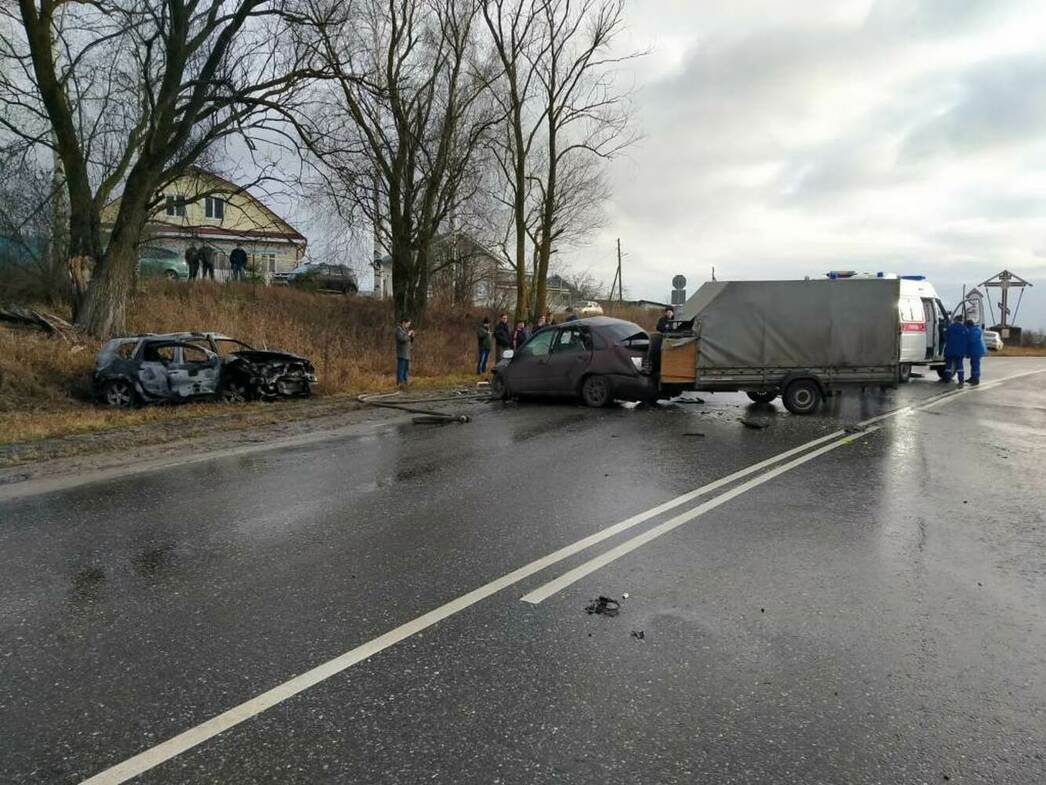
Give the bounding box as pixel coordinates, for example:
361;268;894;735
901;274;926;281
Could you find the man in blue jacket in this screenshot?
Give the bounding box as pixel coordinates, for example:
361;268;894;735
943;315;969;386
965;319;987;386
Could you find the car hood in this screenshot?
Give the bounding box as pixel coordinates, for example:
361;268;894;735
229;350;312;366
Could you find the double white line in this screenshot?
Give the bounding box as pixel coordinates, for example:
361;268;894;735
78;368;1044;785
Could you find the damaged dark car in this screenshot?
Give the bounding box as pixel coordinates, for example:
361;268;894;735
490;317;655;407
93;332;317;408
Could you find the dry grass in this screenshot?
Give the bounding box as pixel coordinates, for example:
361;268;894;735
998;345;1046;356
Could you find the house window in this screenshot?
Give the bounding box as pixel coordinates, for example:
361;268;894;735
252;252;277;273
165;195;186;217
205;196;224;220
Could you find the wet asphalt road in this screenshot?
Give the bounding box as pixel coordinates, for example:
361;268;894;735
2;357;1045;785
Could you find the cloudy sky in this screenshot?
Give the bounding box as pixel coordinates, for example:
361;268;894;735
567;0;1046;327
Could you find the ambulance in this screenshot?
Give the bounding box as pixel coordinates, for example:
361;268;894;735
827;272;949;382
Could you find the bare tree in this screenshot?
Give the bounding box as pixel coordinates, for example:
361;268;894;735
1;1;318;335
297;0;498;321
483;0;638;321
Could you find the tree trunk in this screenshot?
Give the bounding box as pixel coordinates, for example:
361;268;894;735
534;117;557;320
74;172;151;336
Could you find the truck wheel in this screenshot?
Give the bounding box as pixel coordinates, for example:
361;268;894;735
898;363;912;383
581;375;612;408
935;367;949;380
782;379;821;415
103;379;136;408
746;390;777;404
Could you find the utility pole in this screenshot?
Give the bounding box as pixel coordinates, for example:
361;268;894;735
610;238;619;303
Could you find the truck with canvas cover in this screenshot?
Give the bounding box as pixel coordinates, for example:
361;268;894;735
656;278;902;414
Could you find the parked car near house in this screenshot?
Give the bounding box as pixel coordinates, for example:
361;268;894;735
93;332;316;407
286;262;359;294
138;246;189;280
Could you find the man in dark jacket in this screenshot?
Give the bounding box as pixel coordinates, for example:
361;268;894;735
512;320;529;350
396;318;414;385
564;306;579;322
185;243;200;280
476;317;493;374
965;319;987;385
229;245;248;281
494;313;512;361
943;315;968;386
656;307;675;333
198;244;216;280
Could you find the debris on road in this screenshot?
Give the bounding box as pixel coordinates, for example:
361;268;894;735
843;424;867;434
585;596;621;617
739;417;770;429
631;630;645;640
683;431;706;437
358;388;490;425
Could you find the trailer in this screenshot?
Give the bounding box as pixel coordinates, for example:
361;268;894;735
653;278;902;414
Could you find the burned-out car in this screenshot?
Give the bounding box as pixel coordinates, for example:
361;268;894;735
93;332;316;408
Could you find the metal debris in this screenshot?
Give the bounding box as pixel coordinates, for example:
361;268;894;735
584;596;620;617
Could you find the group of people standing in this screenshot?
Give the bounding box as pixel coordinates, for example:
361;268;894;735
183;242;249;281
943;316;988;386
474;308;581;374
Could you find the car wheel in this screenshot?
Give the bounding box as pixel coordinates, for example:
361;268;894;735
490;373;508;400
163;269;179;281
103;379;136;408
581;375;612;408
898;362;912;383
746;390;777;404
782;379;821;415
221;379;251;403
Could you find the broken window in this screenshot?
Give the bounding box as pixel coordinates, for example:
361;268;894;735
142;344;177;364
180;345;211;364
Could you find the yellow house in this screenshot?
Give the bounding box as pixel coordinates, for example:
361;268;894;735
102;167;307;278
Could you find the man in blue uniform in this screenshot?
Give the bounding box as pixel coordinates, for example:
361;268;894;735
965;319;987;386
943;315;969;386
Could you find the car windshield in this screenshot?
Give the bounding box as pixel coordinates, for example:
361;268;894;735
290;263;315;275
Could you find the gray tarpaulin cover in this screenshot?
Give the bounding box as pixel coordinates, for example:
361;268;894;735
678;279;900;370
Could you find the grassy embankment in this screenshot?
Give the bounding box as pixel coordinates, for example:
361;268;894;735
0;280;656;445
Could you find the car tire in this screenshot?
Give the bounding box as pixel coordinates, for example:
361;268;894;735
490;373;508;400
102;379;136;409
581;375;612;408
898;362;912;383
221;379;251;403
782;379;821;415
163;270;179;281
746;390;777;404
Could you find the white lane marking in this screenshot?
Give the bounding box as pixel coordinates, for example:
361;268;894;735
520;367;1046;605
521;426;881;604
76;366;1046;784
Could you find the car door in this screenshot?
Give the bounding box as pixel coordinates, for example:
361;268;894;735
898;296;925;362
136;342;177;398
165;343;222;399
505;329;556;394
542;326;592;395
921;299;940;360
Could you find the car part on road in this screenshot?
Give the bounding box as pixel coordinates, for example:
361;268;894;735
739;417;770;429
584;596;620;616
357;389;491;424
